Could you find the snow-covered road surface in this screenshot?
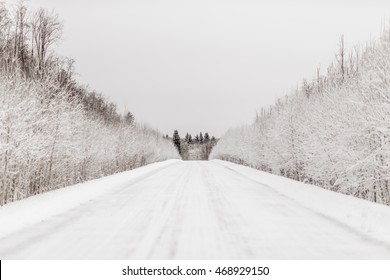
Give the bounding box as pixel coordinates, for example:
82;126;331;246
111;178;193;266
1;160;390;259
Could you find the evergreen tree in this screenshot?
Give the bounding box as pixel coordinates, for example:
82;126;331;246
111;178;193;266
204;132;210;143
199;132;204;144
173;130;181;154
188;134;192;144
195;134;199;143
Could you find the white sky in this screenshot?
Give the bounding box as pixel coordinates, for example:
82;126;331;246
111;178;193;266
16;0;390;137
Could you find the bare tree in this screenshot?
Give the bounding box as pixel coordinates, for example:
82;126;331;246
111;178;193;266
337;35;345;81
31;8;62;75
13;1;29;73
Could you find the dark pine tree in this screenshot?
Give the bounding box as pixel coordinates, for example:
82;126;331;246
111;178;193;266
173;130;181;155
199;132;204;144
188;134;192;144
204;132;210;143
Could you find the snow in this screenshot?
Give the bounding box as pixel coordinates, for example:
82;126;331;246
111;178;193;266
214;160;390;247
1;160;390;259
0;160;179;240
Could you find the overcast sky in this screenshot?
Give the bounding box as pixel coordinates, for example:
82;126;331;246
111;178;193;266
20;0;390;137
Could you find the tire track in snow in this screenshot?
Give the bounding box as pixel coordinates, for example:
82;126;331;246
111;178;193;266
1;160;390;259
212;161;390;255
0;161;181;258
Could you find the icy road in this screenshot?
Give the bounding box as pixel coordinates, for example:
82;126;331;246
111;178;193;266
1;160;390;259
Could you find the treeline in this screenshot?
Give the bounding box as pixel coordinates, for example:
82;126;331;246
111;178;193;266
0;2;179;206
170;131;217;160
211;31;390;205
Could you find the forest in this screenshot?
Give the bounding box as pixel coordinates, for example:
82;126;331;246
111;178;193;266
3;1;390;209
0;2;179;206
211;32;390;206
170;130;218;160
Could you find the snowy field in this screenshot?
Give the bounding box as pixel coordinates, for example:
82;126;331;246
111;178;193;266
1;160;390;259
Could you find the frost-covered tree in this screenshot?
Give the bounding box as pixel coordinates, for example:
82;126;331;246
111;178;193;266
0;2;180;206
124;111;134;125
211;27;390;206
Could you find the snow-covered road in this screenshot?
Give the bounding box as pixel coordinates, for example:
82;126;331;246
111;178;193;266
1;160;390;259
